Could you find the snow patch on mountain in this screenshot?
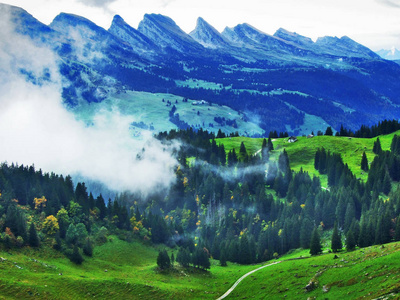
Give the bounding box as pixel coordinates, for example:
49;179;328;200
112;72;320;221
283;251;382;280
376;47;400;60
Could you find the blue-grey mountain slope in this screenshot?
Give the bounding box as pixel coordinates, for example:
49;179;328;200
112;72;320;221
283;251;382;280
189;17;231;49
3;3;400;136
137;13;204;54
108;15;160;58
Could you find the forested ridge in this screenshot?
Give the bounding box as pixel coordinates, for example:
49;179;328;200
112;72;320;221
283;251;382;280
1;121;400;269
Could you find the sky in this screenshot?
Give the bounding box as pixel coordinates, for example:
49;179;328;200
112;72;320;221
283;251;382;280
2;0;400;51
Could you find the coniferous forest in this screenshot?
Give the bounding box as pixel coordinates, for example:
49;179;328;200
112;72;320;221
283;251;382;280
1;120;400;271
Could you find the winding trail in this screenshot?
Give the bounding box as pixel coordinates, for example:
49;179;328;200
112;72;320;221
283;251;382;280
216;261;282;300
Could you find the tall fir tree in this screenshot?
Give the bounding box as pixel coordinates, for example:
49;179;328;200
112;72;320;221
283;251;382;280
267;137;274;151
28;222;40;247
395;216;400;241
373;137;382;154
219;249;227;266
382;171;392;195
346;229;356;251
325;126;333;136
309;227;322;256
331;222;342;253
361;151;369;171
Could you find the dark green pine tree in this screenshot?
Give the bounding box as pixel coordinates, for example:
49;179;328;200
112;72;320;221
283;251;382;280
346;229;356;251
239;235;251;264
70;245;84;264
261;138;269;161
373;137;382;154
268;137;274;151
314;150;320;171
227;149;238;167
331;222;342;253
239;142;248;161
309;227;322;256
325;126;333;136
157;249;171;270
83;238;93;257
219;144;227;166
28;222;40;247
382;171;392;195
361;151;369;171
395;216;400;241
219;249;227;267
96;194;107;220
300;218;313;249
391;135;400;155
53;234;62;251
198;248;211;270
358;219;371;248
170;252;175;267
249;235;257;264
176;247;190;267
375;213;392;245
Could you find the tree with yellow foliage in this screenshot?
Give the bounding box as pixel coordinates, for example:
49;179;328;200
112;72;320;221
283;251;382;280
42;215;59;235
34;196;47;212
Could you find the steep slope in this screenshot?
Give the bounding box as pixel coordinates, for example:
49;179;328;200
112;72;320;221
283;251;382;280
222;23;295;51
49;13;128;49
0;3;60;44
137;13;204;53
189;17;230;49
273;27;314;49
108;14;160;57
221;23;317;65
315;35;379;59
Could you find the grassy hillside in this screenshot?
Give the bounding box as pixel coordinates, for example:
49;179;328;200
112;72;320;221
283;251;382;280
1;237;400;299
72;90;264;137
229;242;400;300
0;236;257;299
217;130;400;186
1;131;400;299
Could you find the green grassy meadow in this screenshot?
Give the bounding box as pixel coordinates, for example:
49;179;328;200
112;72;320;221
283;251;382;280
73;90;264;137
0;237;260;299
1;237;400;299
217;130;400;187
229;242;400;300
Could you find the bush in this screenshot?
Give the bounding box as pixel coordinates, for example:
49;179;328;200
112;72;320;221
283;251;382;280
96;226;108;244
16;236;24;248
69;245;84;265
157;249;171;270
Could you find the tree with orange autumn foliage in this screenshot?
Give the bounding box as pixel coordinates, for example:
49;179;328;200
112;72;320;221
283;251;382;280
34;196;47;211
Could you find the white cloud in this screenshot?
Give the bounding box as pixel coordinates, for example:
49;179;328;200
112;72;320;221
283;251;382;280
376;0;400;8
0;7;178;195
77;0;117;8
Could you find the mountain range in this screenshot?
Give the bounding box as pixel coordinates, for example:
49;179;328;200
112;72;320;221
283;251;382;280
376;47;400;61
3;3;400;136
